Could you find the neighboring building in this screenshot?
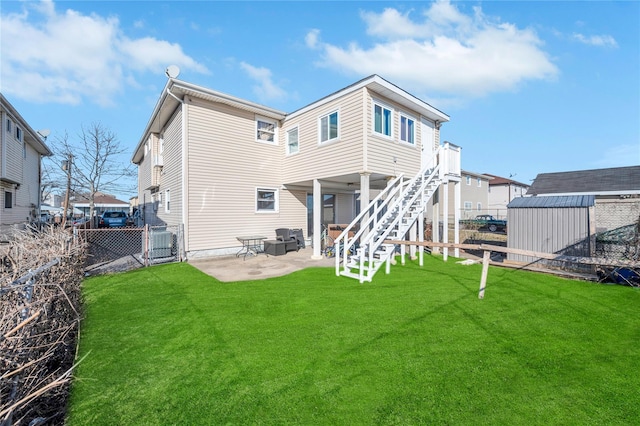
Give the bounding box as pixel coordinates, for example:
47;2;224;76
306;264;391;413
526;166;640;233
484;173;529;219
71;192;130;218
506;166;640;269
1;93;52;236
132;74;461;261
458;170;491;219
430;169;490;221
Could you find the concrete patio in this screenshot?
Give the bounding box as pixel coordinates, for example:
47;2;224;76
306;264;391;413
188;247;335;282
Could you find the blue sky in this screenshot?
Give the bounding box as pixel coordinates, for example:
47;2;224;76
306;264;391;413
1;0;638;201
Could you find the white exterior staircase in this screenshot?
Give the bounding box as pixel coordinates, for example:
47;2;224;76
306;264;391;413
334;144;460;283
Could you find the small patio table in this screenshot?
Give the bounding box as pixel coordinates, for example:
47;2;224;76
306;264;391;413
236;236;267;260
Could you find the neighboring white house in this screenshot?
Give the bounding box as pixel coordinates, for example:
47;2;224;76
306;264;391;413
71;192;130;218
1;93;52;237
484;174;529;219
132;75;461;266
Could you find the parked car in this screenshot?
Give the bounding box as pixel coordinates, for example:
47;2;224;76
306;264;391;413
460;214;507;232
99;211;128;228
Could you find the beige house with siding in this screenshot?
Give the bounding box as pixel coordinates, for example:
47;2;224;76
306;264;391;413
132;75;455;260
1;93;52;237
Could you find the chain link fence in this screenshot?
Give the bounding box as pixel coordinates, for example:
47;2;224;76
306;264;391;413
76;224;184;275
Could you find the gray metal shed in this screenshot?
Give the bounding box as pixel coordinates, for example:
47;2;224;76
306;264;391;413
506;195;596;268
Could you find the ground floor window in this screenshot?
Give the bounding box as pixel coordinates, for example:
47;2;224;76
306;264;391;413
256;188;278;212
4;191;12;209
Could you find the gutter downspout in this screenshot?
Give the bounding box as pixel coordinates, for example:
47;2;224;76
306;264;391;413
167;85;189;257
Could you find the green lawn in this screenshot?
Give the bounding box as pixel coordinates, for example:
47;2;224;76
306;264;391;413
68;257;640;425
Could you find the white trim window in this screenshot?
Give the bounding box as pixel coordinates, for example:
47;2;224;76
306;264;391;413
477;178;482;187
373;102;392;138
400;114;415;145
256;116;277;144
165;189;170;213
256;187;279;213
464;201;472;212
319;110;339;144
6;119;11;132
466;176;471;185
15;127;22;141
286;126;299;155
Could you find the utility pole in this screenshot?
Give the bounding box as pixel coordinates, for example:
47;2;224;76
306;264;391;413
62;154;72;228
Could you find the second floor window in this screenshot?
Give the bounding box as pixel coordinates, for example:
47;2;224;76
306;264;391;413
16;127;22;141
374;103;392;137
466;176;471;185
6;119;11;132
256;118;276;143
319;111;338;143
287;127;299;154
477;178;482;187
400;115;415;145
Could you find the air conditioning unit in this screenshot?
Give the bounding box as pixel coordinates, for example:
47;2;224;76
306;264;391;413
150;230;173;258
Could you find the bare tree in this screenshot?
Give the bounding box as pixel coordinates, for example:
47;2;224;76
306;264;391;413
56;123;135;221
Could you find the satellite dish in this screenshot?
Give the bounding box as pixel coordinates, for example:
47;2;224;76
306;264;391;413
37;129;51;139
165;65;180;79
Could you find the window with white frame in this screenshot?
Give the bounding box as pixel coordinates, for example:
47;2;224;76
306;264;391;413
400;114;415;145
373;102;392;137
477;178;482;187
165;189;170;213
319;110;338;143
464;201;472;211
256;188;278;212
286;126;299;155
477;202;482;211
16;127;22;141
466;176;471;185
256;117;276;143
6;119;11;132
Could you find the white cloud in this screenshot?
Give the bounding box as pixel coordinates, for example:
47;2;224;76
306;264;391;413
305;29;321;49
0;1;208;106
239;62;287;103
572;33;618;48
311;0;558;100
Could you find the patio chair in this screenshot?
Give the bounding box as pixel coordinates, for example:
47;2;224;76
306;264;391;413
275;228;299;252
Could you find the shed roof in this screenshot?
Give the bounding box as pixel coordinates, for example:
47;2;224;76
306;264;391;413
527;166;640;196
508;195;595;209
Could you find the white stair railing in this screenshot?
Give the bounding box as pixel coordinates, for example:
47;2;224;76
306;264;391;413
334;162;441;282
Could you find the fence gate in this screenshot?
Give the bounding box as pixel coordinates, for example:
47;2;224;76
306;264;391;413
76;224;183;274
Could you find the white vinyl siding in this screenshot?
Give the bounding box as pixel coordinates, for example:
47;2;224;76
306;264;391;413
366;90;421;176
186;98;286;251
281;89;363;184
